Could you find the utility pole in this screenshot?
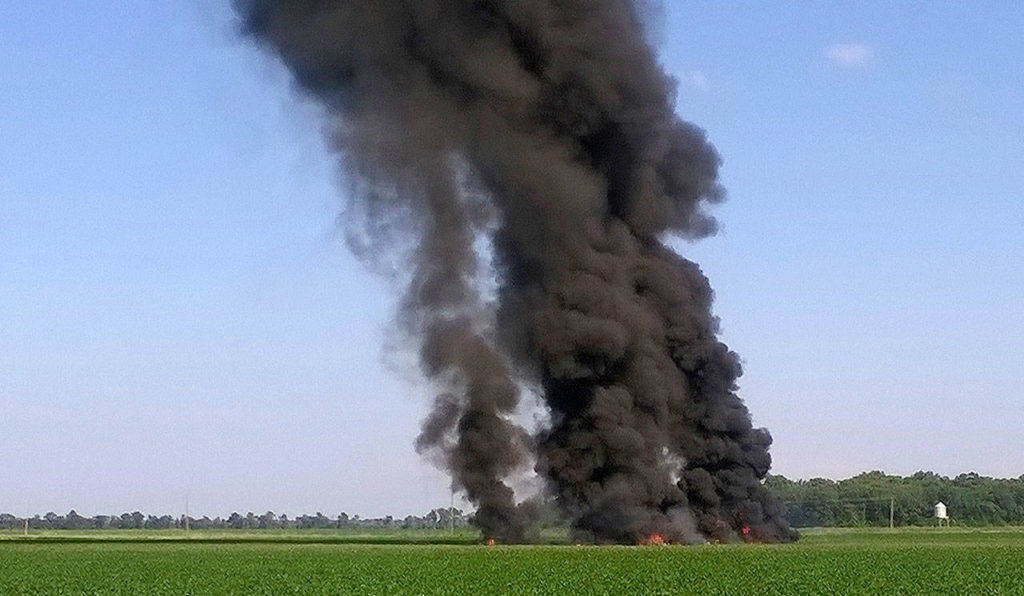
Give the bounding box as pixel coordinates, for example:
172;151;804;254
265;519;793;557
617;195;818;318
185;496;190;535
889;498;895;529
449;489;455;534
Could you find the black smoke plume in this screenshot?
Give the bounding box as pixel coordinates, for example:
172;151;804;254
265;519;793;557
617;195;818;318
235;0;796;544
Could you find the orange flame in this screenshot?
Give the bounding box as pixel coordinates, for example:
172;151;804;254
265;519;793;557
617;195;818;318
484;538;496;546
638;533;666;546
741;526;761;544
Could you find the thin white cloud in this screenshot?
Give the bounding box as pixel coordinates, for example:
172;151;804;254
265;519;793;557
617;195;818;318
680;70;710;92
826;43;874;67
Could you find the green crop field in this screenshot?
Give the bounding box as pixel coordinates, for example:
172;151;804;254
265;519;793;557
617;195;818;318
2;527;1024;594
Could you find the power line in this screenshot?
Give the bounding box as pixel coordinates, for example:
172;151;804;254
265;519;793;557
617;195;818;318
782;496;895;505
782;496;897;528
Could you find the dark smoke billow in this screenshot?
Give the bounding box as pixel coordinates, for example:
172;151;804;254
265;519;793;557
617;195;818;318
235;0;796;544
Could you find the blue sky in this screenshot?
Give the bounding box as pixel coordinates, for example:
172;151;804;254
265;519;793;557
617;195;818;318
1;2;1022;517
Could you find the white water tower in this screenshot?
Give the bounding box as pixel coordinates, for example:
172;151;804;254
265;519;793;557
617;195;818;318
934;502;949;527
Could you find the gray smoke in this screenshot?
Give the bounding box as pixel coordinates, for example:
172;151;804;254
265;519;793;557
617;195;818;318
235;0;795;544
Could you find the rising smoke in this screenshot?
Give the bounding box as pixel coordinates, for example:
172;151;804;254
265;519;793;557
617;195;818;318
235;0;796;544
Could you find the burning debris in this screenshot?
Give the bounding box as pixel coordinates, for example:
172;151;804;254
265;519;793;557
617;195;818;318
235;0;796;544
638;534;667;546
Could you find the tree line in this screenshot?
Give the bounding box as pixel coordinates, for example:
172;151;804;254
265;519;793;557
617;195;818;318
6;471;1024;531
767;471;1024;527
0;508;469;531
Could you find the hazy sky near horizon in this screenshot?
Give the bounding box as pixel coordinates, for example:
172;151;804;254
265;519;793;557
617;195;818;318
2;2;1022;518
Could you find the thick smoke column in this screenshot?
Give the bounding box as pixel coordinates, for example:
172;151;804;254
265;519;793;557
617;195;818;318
236;0;795;543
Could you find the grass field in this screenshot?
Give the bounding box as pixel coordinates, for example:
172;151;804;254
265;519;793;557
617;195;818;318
2;527;1024;594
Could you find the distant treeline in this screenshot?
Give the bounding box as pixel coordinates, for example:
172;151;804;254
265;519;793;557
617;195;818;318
7;471;1024;531
0;508;470;531
767;471;1024;527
